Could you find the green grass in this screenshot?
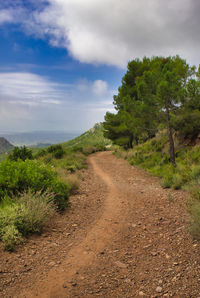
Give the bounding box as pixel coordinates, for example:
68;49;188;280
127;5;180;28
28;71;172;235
0;191;55;251
114;130;200;239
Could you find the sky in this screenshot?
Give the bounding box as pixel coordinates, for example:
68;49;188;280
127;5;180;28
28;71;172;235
0;0;199;133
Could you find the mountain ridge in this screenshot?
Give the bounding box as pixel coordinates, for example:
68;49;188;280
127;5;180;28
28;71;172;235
0;137;14;154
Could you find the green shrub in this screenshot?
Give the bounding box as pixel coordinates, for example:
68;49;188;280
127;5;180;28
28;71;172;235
191;165;200;180
65;176;80;194
0;191;56;250
53;148;65;159
66;164;76;173
9;146;33;161
15;191;56;235
71;146;83;153
0;159;69;209
82;146;97;155
161;173;174;188
95;144;106;152
1;225;22;251
172;173;184;189
188;199;200;240
51;181;69;210
47;144;63;153
173;110;200;141
0;201;19;234
65;153;87;173
35;149;47;158
44;155;52;164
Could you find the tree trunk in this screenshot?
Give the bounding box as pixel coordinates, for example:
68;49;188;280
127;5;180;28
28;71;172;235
166;107;176;167
129;134;133;148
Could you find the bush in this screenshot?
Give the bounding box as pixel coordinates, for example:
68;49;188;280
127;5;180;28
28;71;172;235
66;164;76;173
44;155;52;164
53;148;65;159
35;149;47;158
0;191;56;250
1;225;22;251
0;159;69;210
15;191;56;235
172;173;184;189
47;144;63;153
9;146;33;161
173;110;200;141
161;174;173;188
191;165;200;180
65;176;80;194
82;146;97;155
71;146;83;153
188;198;200;240
65;153;87;172
51;181;69;210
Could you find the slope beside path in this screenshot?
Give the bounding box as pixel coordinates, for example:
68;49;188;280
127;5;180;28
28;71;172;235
1;152;200;297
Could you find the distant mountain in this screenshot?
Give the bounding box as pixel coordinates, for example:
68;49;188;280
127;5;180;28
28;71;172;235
0;131;81;147
0;137;14;154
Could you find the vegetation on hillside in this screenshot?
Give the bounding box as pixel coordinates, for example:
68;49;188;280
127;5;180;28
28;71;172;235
0;123;110;250
104;55;200;238
0;137;13;154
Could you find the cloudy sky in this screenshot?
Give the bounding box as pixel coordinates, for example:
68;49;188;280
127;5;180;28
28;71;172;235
0;0;199;132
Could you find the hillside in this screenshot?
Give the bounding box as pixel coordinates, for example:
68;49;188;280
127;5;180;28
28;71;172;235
62;123;111;149
0;137;13;154
115;130;200;189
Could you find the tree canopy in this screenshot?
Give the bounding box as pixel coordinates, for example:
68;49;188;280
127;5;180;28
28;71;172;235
103;55;200;165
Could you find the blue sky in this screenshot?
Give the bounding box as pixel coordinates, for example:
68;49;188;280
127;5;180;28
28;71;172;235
0;0;199;132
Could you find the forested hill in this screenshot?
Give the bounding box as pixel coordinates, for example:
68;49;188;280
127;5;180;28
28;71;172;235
0;137;13;154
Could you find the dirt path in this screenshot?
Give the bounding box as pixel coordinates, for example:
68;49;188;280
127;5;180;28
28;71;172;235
1;152;200;297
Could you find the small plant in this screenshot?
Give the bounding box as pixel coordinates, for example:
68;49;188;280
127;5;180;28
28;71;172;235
161;174;173;188
1;225;22;251
44;155;52;164
0;191;56;250
191;165;200;180
66;164;76;173
53;148;65;159
35;149;47;158
16;190;56;235
168;193;174;204
9;146;33;161
172;173;183;189
47;144;63;153
188;198;200;240
82;146;96;155
65;176;80;194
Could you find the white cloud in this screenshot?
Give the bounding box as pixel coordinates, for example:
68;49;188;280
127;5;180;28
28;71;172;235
92;80;108;96
0;72;62;106
1;1;200;67
76;78;109;96
0;71;113;131
0;9;13;24
19;0;199;67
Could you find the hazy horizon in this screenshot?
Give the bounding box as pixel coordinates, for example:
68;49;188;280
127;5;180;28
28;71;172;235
0;130;82;147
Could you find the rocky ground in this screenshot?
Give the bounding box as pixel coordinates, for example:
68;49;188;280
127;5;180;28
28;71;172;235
0;151;200;297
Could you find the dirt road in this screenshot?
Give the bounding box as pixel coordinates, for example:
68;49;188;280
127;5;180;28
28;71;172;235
1;152;200;297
